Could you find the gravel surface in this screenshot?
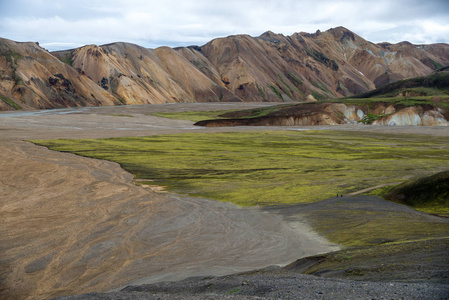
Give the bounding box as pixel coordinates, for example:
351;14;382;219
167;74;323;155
55;270;449;299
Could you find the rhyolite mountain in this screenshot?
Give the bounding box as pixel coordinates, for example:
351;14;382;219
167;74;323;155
1;27;448;111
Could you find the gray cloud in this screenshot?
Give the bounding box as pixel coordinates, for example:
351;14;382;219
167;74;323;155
0;0;448;51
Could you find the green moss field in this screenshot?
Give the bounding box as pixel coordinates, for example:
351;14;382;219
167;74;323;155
148;110;237;122
32;130;449;207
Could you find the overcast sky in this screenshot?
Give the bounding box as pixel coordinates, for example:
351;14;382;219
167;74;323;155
1;0;448;51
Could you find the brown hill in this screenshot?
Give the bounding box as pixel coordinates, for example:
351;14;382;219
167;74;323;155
1;27;448;110
55;43;238;105
0;38;119;110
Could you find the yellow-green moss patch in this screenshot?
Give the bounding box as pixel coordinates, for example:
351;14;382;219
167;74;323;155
32;130;449;207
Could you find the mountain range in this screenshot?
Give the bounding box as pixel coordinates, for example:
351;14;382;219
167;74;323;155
1;27;448;111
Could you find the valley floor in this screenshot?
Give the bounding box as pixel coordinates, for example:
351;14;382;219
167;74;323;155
1;103;448;299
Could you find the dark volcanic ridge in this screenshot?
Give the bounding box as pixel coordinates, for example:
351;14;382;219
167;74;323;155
1;26;449;111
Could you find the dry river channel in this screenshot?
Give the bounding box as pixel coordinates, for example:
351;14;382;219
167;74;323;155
1;103;448;299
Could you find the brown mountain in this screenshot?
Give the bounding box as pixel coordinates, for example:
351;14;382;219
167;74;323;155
0;38;119;110
1;27;448;111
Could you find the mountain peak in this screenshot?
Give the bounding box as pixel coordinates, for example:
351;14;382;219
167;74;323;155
327;26;356;41
260;30;276;37
258;30;285;42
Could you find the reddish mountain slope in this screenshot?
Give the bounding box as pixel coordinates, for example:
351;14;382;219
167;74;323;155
0;27;448;110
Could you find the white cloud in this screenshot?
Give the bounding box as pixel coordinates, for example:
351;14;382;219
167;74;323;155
420;21;449;43
40;42;85;50
0;0;448;51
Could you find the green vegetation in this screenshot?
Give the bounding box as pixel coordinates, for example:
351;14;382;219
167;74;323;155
225;287;242;295
1;49;22;82
429;58;443;70
384;170;449;217
1;49;22;64
326;95;449;111
153;103;340;122
60;52;74;67
307;202;449;247
219;104;296;119
305;49;338;71
349;72;449;99
286;72;303;86
359;113;391;124
310;80;330;94
323;72;449;111
256;83;267;101
292;238;449;280
278;75;294;99
311;91;326;101
308;80;330;100
116;97;126;105
148;110;236;122
32;130;449;207
203;102;320;121
108;114;133;117
0;94;21;110
337;81;351;95
269;84;283;100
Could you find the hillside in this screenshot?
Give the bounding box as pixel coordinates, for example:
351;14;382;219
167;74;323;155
0;39;120;110
1;27;449;111
384;170;449;217
194;72;449;127
348;69;449;99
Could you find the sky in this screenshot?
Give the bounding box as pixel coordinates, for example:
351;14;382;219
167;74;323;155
1;0;448;51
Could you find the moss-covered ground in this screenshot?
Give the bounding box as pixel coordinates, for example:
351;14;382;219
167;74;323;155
274;195;449;281
219;96;449;120
285;237;449;283
32;130;449;207
326;95;449;111
296;196;449;247
108;114;134;117
148;110;236;122
385;170;449;216
347;72;449;99
148;104;298;121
